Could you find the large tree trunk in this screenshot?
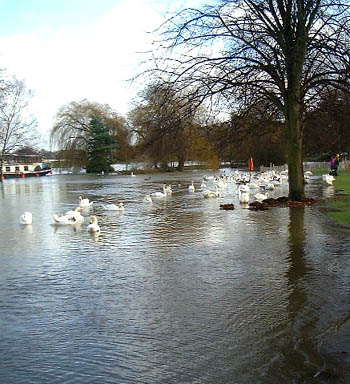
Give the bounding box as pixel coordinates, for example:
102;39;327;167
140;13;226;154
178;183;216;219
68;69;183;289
0;151;4;183
177;157;185;171
285;98;305;201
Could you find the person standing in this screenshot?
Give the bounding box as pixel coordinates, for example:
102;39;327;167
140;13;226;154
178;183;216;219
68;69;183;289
248;157;254;172
334;153;340;176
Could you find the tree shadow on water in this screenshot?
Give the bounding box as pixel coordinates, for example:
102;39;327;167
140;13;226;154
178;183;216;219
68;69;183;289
267;207;349;383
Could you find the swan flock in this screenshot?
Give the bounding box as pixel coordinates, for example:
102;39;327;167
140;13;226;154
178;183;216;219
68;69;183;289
19;168;325;235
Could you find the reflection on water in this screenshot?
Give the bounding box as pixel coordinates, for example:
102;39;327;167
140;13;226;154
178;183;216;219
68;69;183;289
0;172;349;383
267;207;348;382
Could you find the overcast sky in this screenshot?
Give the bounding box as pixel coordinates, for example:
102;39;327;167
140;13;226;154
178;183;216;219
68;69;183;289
0;0;200;148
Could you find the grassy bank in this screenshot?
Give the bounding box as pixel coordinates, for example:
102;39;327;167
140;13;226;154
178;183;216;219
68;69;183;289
302;168;350;225
323;171;350;226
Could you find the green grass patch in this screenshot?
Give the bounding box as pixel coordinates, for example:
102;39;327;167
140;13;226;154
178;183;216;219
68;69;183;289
309;168;328;176
332;172;350;193
327;211;350;225
327;196;350;209
324;171;350;226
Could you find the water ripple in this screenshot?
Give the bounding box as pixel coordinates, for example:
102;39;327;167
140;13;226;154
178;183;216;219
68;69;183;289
0;172;349;383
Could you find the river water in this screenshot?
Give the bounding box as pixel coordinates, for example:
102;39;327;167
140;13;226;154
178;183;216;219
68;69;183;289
0;170;349;383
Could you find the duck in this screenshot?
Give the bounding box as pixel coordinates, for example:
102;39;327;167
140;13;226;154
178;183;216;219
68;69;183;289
87;215;100;232
103;202;124;211
53;214;77;225
143;194;153;203
79;196;94;207
188;181;195;192
20;212;32;225
254;192;269;201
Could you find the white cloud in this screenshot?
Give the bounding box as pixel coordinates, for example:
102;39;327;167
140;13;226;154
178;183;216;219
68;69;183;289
0;0;164;147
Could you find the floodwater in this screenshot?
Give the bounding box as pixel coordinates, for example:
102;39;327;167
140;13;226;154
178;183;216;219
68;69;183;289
0;170;349;384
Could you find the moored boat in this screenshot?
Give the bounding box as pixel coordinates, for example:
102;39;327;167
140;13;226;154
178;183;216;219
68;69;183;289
1;154;52;179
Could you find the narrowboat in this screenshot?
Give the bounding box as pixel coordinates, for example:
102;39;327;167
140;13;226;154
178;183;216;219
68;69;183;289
1;154;52;179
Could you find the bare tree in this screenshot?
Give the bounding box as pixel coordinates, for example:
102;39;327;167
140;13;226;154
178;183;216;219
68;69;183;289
0;77;38;181
304;88;350;156
129;83;198;170
145;0;350;200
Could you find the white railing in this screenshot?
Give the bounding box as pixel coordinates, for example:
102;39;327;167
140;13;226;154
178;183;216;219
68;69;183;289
260;161;349;173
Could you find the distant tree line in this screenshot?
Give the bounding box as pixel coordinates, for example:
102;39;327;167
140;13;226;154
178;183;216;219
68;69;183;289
3;83;350;177
48;86;350;174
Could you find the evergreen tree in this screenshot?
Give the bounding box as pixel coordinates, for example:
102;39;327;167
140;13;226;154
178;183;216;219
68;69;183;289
86;115;118;173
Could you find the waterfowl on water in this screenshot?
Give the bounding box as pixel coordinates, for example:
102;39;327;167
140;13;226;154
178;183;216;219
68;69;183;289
188;181;195;192
202;186;221;198
254;192;269;202
103;202;124;211
53;214;77;225
20;212;32;225
165;184;172;195
323;174;335;185
239;190;250;204
79;196;94;207
144;194;153;203
65;207;84;223
152;184;167;198
87;216;100;232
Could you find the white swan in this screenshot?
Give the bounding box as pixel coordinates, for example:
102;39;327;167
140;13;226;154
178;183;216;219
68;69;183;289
65;207;84;223
20;212;32;225
152;184;167;198
239;190;250;203
254;192;269;201
203;186;221;198
188;181;195;192
238;184;250;193
323;174;335;185
216;179;226;189
259;182;275;191
53;214;77;225
87;215;100;232
248;181;259;190
130;172;136;177
164;184;172;195
144;194;153;203
214;185;222;197
115;202;125;211
103;202;124;211
202;189;216;198
79;196;93;207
